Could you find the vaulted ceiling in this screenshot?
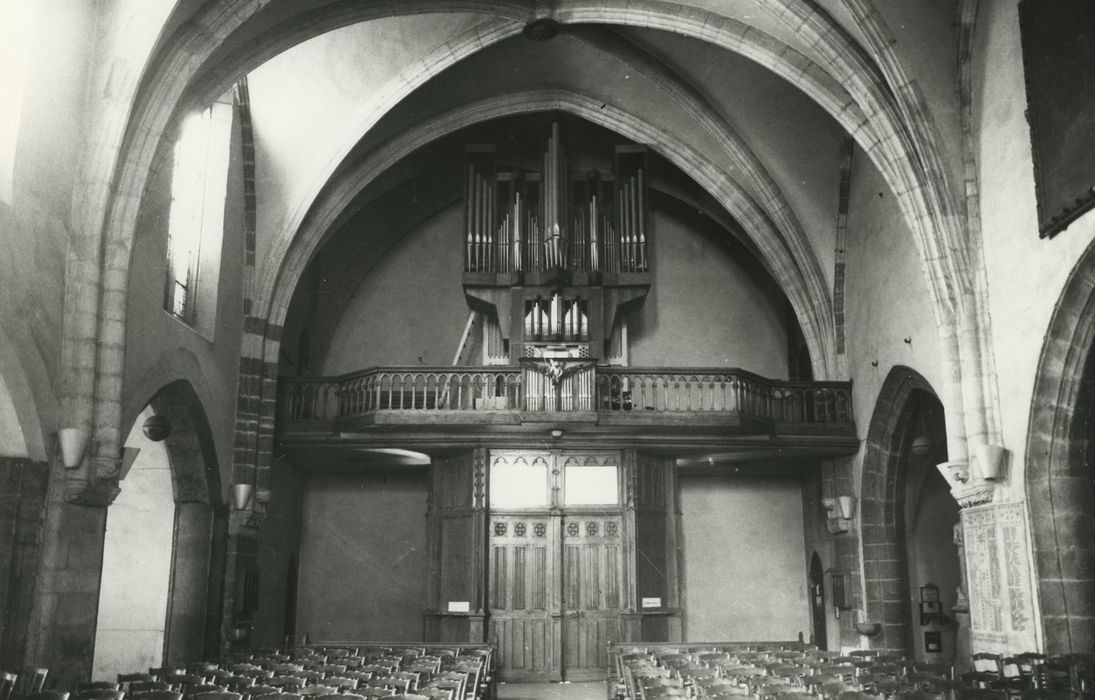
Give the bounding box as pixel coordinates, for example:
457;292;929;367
111;1;965;380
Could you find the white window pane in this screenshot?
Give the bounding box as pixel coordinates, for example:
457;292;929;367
564;465;618;505
490;463;549;508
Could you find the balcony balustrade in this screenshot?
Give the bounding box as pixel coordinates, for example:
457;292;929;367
278;366;853;434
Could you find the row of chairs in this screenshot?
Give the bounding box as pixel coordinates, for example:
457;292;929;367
3;644;494;700
610;643;1095;699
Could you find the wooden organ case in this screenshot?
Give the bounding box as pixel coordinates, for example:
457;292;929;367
462;121;651;413
423;123;676;681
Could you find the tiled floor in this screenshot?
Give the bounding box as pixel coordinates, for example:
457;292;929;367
496;681;607;700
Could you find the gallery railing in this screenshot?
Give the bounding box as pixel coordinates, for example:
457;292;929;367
279;367;852;427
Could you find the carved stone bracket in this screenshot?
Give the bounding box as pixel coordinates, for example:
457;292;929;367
936;459;997;509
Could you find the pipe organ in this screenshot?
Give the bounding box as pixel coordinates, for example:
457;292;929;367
464;124;649;277
462;119;651;412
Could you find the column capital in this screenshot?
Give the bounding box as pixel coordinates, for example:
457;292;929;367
936;460;996;509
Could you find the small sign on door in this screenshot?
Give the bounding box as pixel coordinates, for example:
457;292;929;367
447;601;471;613
641;597;662;609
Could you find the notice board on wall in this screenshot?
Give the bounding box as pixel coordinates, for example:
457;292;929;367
1019;0;1095;238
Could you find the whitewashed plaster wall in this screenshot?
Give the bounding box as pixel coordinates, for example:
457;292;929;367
973;0;1095;498
245;14;484;275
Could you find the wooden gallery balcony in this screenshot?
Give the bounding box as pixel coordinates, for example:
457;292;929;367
277;367;858;455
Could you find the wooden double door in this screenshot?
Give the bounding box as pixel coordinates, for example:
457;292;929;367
487;452;628;681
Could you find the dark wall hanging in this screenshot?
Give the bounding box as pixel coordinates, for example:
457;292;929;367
1019;0;1095;238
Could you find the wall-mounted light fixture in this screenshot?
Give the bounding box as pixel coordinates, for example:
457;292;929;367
822;495;857;535
59;427;91;469
971;442;1007;481
232;483;254;510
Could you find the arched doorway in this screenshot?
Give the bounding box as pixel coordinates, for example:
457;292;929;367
901;391;960;663
92;382;226;678
860;367;961;660
1026;239;1095;654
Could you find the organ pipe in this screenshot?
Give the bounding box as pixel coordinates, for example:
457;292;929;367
463;125;648;275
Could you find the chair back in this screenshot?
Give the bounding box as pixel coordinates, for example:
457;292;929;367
188;684;226;694
1;672;17;700
74;690;124;700
189;692;242;700
323;678;359;691
18;668;50;694
297;686;337;697
147;670;178;682
129;692;183;700
19;693;67;700
245;685;280;697
76;683;118;693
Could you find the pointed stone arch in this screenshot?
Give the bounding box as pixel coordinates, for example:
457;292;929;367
1025;236;1095;655
95;380;227;676
859;366;946;655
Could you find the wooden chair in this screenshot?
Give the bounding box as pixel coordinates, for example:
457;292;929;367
311;695;366;700
118;675;154;692
892;692;945;700
165;674;207;692
1034;658;1073;691
1;673;17;700
17;668;50;694
188;684;227;694
298;686;338;697
18;692;68;700
308;667;347;678
242;685;279;698
129;692;183;700
272;665;305;676
148;670;179;682
128;682;171;694
266;677;305;692
322;678;359;692
972;653;1004;676
72;690;124;700
188;692;242;700
233;671;272;682
76;683;118;693
223;676;255;692
356;687;395;699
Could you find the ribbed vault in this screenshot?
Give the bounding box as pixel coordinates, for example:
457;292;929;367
67;0;979;475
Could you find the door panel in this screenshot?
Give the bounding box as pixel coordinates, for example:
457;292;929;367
488;515;560;681
561;514;624;680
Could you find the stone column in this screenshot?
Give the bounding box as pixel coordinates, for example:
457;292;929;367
25;454;113;689
0;459;49;671
937;453;1038;655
